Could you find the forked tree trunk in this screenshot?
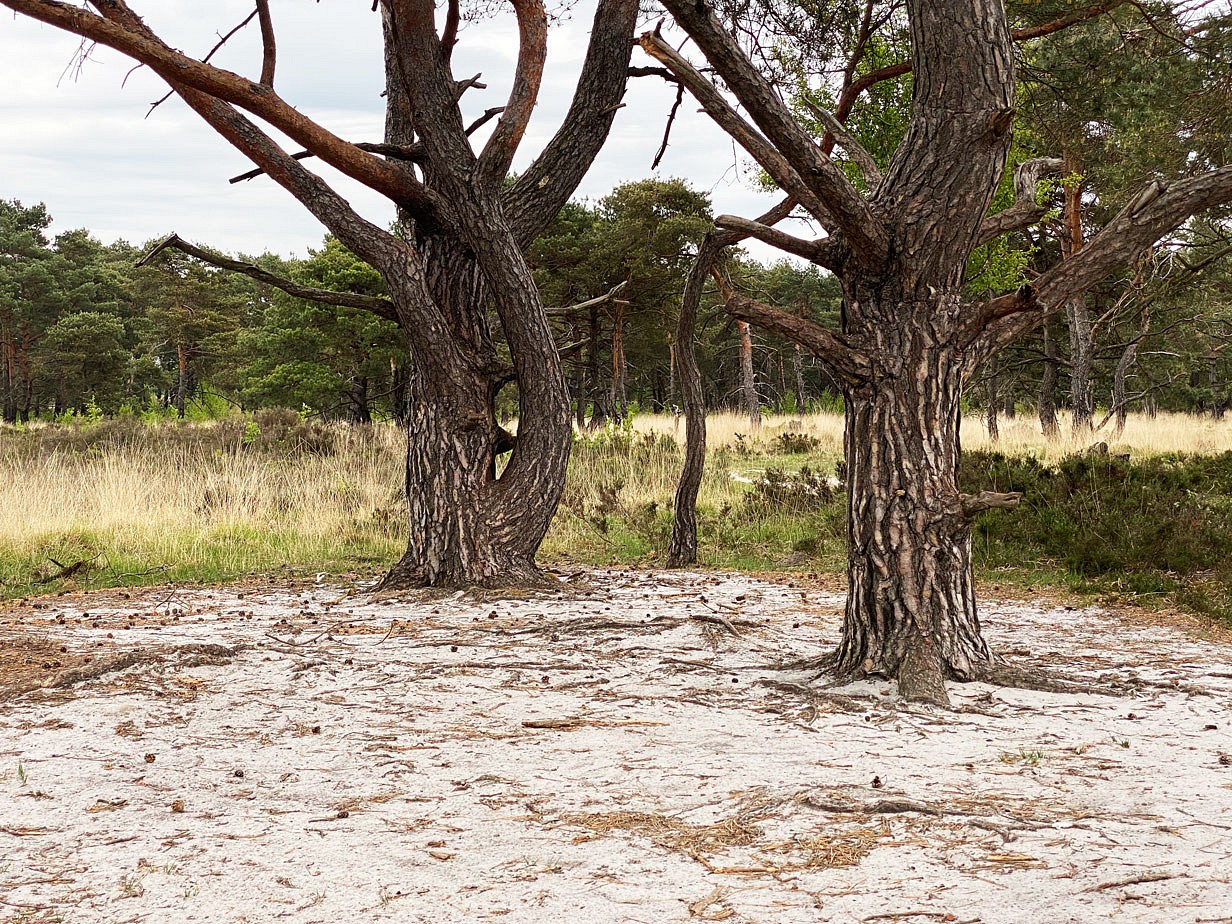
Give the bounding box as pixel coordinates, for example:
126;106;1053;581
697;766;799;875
374;204;574;588
380;358;565;587
833;298;995;707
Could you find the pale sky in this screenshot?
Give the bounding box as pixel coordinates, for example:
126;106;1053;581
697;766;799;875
0;1;788;259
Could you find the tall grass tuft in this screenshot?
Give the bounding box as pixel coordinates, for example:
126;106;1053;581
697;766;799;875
0;419;405;595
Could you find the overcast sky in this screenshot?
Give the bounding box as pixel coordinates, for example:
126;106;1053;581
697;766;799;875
0;1;788;259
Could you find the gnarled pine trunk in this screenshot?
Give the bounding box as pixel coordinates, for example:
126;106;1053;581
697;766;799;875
378;212;572;589
834;295;993;706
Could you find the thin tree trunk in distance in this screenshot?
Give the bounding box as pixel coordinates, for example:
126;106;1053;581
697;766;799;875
738;319;761;428
175;342;188;419
793;344;807;415
985;354;1000;442
610;300;627;421
1039;322;1060;438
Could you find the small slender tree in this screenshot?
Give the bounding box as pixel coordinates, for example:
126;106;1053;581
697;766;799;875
2;0;639;586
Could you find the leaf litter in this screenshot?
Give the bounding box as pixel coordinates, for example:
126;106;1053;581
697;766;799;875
0;568;1230;923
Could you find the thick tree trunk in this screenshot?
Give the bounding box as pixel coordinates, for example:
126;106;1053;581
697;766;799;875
834;296;996;707
380;359;560;587
378;208;572;589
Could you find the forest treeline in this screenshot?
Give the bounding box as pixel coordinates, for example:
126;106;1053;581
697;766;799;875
2;174;1230;430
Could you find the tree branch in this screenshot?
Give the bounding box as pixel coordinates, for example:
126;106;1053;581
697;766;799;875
831;1;1132;125
505;0;638;245
713;214;841;270
975;157;1064;246
137;233;398;322
960;491;1021;517
441;0;460;63
637;32;840;237
726;295;870;386
653;1;889;269
255;0;276;87
652;80;685;171
544;281;629;316
970;166;1232;360
6;0;442;220
802;99;882;188
477;0;547;188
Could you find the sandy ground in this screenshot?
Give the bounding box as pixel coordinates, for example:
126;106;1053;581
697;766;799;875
1;569;1231;924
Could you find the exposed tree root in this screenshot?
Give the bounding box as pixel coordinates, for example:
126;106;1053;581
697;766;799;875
979;660;1131;697
1;643;242;703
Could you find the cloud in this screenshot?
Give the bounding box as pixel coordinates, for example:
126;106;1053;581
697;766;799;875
0;2;787;261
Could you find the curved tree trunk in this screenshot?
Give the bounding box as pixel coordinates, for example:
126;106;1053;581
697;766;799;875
666;234;720;567
833;297;994;707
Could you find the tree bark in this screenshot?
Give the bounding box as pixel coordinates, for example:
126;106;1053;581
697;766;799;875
1;312;16;424
610;299;627;421
833;295;995;707
175;341;188;419
666;232;721;567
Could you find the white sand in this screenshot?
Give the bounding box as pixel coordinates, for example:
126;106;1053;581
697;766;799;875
2;569;1230;923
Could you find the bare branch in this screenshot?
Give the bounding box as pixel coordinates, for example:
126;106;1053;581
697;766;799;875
545;281;629;316
256;0;276;87
802;99;882;188
137;233;398;323
7;0;441;218
653;1;889;268
714;214;841;270
975;157;1064;246
637;32;839;236
727;295;871;386
652;81;685;171
145;6;258;116
477;0;547;188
